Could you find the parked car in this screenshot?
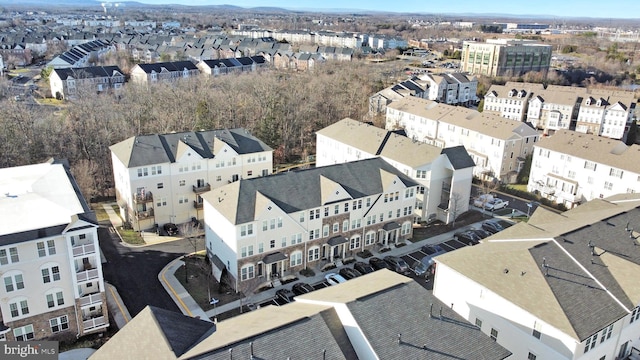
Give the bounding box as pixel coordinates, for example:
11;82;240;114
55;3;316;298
353;261;375;275
453;230;481;245
291;282;315;296
369;257;391;271
275;288;295;303
484;198;509;211
473;194;494;208
384;256;410;274
421;244;446;256
163;223;179;236
481;220;505;234
470;228;491;239
339;267;362;280
324;273;347;286
411;260;429;277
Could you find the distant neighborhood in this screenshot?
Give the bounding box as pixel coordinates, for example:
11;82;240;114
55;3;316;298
1;4;640;360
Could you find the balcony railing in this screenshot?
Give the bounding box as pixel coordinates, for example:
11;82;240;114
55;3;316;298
193;201;203;209
135;208;154;220
192;183;211;193
77;268;99;283
72;243;96;257
83;316;107;331
133;191;153;203
79;293;103;307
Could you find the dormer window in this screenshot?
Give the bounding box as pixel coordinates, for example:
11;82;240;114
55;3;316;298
596;99;602;107
508;89;516;97
586;97;592;106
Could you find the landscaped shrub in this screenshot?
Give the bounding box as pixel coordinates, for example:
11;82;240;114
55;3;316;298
299;267;315;277
356;249;373;258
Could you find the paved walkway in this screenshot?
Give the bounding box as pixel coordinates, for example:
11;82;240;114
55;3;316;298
103;201;525;324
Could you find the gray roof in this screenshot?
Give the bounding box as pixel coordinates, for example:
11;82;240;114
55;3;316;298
437;196;640;341
204;157;418;225
441;146;476;169
151;306;216;357
110;128;272;168
349;280;511;359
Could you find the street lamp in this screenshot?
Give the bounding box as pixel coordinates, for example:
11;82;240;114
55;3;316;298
210;297;219;322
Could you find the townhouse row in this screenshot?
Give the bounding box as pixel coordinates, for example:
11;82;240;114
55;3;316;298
483;81;637;140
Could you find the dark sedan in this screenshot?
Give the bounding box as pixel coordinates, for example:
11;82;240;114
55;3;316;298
369;257;392;271
353;261;375;274
384;256;410;274
291;282;314;296
339;267;362;280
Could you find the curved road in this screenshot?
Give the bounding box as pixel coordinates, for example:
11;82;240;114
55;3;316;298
98;226;202;317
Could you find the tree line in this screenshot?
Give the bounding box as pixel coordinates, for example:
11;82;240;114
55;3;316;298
0;61;397;201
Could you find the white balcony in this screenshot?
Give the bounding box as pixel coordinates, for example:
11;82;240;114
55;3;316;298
77;268;99;283
83;316;107;332
72;243;96;257
79;293;103;308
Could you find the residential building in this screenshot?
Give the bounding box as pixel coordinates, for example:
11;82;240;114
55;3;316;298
575;89;637;140
316;118;475;224
129;60;200;85
368;34;408;49
49;66;125;100
91;271;511;360
0;159;108;341
421;72;478;106
109;129;273;231
387;97;540;183
201;158;418;292
47;39;113;69
433;193;640;360
527;130;640;208
527;85;584;135
368;76;429;116
483;82;545;122
461;39;552;77
196;56;267;76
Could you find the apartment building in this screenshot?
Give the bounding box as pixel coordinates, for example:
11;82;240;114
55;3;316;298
201;158;418;292
91;271;510;360
527;130;640;208
0;159;108;341
433;194;640;360
49;65;125;100
527;85;584;135
575;89;637;140
316;118;474;224
422;72;478;106
368;76;429;116
483;82;545;122
461;39;552;77
387;97;540;183
109;129;273;231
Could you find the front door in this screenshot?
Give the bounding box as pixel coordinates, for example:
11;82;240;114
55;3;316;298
618;341;629;359
333;246;340;259
271;263;278;279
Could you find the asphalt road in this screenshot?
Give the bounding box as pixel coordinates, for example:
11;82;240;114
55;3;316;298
98;226;203;317
471;184;541;216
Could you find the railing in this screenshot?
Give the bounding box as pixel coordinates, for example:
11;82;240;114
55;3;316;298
72;243;95;257
193;201;203;209
133;191;153;203
79;293;102;307
192;183;211;193
135;208;154;220
76;268;99;282
83;316;107;331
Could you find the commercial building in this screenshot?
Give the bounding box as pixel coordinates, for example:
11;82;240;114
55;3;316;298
461;39;552;77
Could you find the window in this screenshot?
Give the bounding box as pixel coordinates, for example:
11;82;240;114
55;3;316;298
247;170;253;176
36;240;56;257
178;195;189;204
9;299;29;317
604;181;613;190
0;247;19;265
240;224;254;237
527;353;537;360
333;223;339;233
365;232;376;246
270;240;275;249
350;236;361;250
475;318;482;328
584;161;597;171
600;324;613;343
290;251;302;267
291;233;302;245
342;220;349;232
631;306;640;323
344;202;349;212
490;328;498;341
308;247;320;262
610;168;623;178
179;180;186;186
157;182;164;189
532;329;541;339
46;291;64;308
323;225;329;237
151;165;162;175
299;212;305;222
156;197;167;207
258;243;264;253
42;266;61;283
241;265;255;281
334;205;339;215
50;315;69;333
4;273;24;292
262;220;268;231
584;333;598;353
13;325;34;341
270;219;276;230
241;246;248;258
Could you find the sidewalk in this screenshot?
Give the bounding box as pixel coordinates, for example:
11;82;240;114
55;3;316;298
101;202;184;247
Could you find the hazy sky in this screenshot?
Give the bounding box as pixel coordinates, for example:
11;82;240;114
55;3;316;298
133;0;639;19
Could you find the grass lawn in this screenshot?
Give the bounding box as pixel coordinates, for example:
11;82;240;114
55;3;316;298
117;228;145;245
92;204;110;222
507;184;528;192
174;255;243;313
38;98;64;106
